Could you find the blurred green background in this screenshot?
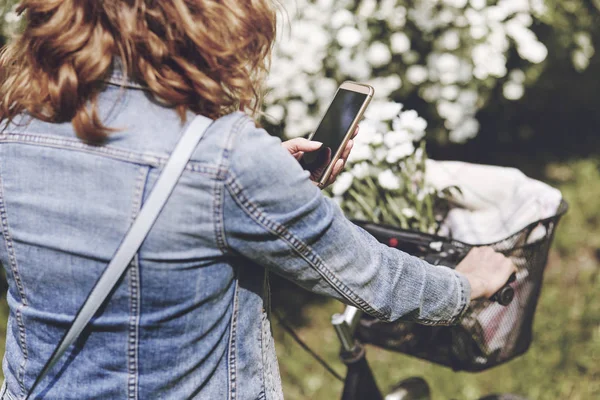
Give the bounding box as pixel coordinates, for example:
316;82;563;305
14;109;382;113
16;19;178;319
0;1;598;399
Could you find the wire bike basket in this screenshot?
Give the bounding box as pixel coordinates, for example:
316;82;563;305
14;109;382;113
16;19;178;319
337;161;568;372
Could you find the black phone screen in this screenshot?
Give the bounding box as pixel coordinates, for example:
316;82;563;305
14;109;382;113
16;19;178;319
300;88;368;181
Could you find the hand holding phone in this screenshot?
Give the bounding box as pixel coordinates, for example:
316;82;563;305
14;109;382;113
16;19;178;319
299;81;374;188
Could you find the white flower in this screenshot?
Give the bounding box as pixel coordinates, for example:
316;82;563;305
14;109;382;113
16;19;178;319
367;42;392;67
458;89;479;107
315;77;339;100
347;143;373;163
406;65;428;85
438;30;461;51
505;20;547;64
377;169;401;190
394;109;428;135
441;85;459;100
517;40;548;64
449;118;480;143
437;101;464;128
433;53;462;84
469;25;488;40
402;50;420;65
469;0;486;10
287;100;308;121
331;9;355;29
354;119;379;143
509;69;526;83
436;53;461;73
285;117;315;138
351;162;371;179
337;26;362;48
357;0;377;17
442;0;468;8
267;0;552;145
371;133;383;145
390;32;411;54
384;129;412;148
503;81;524;100
386;142;415;163
364;101;403;121
368;75;402;98
572;50;590;72
332;172;354;196
375;147;388;162
265;104;285;124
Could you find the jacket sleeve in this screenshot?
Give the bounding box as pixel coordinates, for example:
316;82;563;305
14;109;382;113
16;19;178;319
221;116;470;325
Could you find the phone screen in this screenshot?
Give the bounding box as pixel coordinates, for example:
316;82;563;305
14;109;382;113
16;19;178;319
300;88;368;181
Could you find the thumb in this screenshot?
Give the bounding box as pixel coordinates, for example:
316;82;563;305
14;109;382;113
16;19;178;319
283;138;323;154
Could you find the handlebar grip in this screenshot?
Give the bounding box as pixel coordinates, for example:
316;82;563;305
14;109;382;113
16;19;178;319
490;272;517;306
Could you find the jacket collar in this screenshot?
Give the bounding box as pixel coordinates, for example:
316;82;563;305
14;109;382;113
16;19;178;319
104;58;147;90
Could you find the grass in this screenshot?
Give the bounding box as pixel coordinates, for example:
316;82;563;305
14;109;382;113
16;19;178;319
0;159;597;400
272;158;600;400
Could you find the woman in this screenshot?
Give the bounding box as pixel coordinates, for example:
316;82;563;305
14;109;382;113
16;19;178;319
0;1;514;399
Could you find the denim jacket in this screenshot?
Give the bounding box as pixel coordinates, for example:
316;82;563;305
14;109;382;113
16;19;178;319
0;69;470;399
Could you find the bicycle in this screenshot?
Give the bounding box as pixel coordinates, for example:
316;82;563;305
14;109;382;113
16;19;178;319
277;199;567;399
330;200;568;399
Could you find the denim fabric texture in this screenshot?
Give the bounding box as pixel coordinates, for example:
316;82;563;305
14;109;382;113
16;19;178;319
0;68;470;399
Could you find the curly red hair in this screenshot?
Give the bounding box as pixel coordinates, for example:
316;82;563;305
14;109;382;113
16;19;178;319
0;0;277;142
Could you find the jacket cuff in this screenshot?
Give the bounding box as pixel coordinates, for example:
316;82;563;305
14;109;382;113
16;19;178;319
448;270;471;325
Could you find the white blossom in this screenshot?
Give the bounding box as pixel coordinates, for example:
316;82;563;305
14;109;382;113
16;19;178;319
503;81;524;100
367;41;392;67
365;101;403;121
470;0;487;10
347;142;373;163
368;75;402;99
442;0;469;8
266;0;560;145
509;69;526;83
351;162;371;179
331;172;354;196
449;118;480;142
265;104;285;124
378;169;401;190
438;30;461;51
572;50;590;72
386;142;415;163
441;85;460;100
390;32;411;54
406;65;429;85
384;129;412;148
331;9;355;29
337;26;362;48
393;110;428;137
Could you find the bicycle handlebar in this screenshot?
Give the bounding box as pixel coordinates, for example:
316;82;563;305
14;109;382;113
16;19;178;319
489;272;517;306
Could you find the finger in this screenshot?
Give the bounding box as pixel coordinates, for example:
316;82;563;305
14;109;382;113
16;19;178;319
282;138;322;154
352;125;359;139
328;159;345;186
293;151;304;161
340;139;354;160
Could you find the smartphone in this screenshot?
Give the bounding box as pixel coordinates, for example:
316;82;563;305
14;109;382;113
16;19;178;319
300;81;374;188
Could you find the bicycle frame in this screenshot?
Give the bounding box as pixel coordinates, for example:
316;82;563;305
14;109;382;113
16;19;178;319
333;306;383;400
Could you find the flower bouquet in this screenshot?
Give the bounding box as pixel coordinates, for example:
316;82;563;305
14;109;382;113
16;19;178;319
327;100;457;233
